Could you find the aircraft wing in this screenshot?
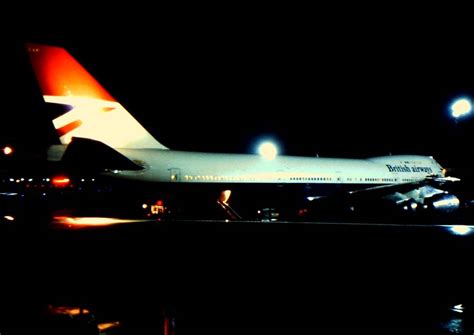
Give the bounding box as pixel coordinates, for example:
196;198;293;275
346;176;460;199
302;176;461;218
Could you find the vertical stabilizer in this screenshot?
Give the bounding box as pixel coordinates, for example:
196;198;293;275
27;43;168;150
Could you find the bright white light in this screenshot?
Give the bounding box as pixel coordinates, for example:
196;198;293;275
258;142;278;160
451;98;472;118
2;146;13;155
452;304;464;313
449;225;472;235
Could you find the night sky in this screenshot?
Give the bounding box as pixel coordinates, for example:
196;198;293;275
3;18;474;168
3;14;474;331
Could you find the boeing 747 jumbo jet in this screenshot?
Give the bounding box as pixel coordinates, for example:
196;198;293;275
26;43;460;219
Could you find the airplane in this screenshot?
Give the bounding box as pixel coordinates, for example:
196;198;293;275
26;43;461;220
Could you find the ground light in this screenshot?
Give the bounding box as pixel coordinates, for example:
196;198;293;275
450;97;472;119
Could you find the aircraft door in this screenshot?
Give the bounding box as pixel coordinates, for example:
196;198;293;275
169;168;181;182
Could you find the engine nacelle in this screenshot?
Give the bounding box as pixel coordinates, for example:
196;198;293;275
424;193;460;213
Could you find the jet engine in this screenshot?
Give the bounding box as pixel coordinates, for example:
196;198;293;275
424;193;460;213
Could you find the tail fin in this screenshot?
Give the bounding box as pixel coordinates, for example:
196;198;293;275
26;43;168;150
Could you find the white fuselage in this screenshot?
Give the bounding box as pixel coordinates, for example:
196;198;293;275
110;150;444;186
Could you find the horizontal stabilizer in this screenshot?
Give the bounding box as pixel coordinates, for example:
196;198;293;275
62;137;143;171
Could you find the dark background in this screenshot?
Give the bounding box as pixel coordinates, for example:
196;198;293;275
2;12;474;169
2;11;474;333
